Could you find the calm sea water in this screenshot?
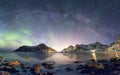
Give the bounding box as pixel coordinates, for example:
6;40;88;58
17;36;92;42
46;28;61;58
0;52;119;65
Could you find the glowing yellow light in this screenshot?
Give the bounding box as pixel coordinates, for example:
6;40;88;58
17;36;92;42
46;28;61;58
90;50;97;61
115;50;119;58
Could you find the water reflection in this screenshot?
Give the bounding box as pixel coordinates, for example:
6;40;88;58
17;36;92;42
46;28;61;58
44;53;76;64
0;52;120;65
15;52;53;60
0;52;28;62
91;50;97;61
115;50;119;57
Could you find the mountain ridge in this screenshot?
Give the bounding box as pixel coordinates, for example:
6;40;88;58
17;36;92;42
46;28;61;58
62;42;108;52
107;35;120;51
14;35;120;52
14;43;57;53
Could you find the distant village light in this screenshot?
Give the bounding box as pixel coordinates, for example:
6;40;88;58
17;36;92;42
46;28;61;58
90;50;97;62
115;50;119;58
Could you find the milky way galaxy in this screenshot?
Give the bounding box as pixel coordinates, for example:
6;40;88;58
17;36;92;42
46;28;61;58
0;0;120;51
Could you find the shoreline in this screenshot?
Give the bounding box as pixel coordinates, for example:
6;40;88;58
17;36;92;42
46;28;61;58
0;54;120;75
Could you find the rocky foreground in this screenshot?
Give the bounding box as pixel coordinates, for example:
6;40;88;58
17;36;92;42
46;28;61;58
0;55;120;75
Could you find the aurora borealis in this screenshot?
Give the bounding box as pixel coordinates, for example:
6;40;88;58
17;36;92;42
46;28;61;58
0;0;120;51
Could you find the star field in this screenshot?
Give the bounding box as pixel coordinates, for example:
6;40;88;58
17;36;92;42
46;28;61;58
0;0;120;51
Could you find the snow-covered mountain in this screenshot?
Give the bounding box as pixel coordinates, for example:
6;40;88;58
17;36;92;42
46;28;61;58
62;42;108;52
14;35;120;53
107;35;120;51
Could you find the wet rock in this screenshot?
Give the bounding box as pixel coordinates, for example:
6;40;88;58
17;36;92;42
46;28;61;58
95;63;105;70
47;72;54;75
3;60;9;66
74;61;81;64
21;63;28;69
0;71;11;75
34;64;42;74
65;67;74;72
98;59;108;63
10;60;20;67
80;69;91;74
86;62;95;68
110;57;120;62
42;61;55;69
76;65;83;70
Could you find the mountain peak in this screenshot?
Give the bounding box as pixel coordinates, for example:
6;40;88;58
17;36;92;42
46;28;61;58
14;43;57;52
95;41;101;44
108;35;120;51
38;43;46;46
62;42;108;52
117;35;120;42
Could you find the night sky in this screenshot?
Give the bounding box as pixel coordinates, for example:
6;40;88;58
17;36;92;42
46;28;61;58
0;0;120;51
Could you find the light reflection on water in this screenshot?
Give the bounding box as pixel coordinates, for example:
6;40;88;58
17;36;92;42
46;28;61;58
0;52;119;65
44;53;76;64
